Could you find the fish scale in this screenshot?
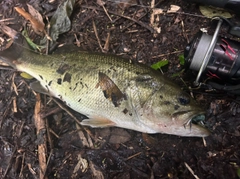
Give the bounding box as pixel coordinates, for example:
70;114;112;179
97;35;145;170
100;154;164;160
0;33;210;137
18;49;150;124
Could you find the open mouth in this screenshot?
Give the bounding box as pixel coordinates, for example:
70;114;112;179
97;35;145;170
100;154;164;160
191;114;205;124
170;110;210;136
172;110;206;127
183;112;206;130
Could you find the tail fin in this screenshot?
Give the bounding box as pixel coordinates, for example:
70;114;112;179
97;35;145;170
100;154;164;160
0;33;25;68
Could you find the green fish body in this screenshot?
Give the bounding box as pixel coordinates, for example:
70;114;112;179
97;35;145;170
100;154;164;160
0;34;210;137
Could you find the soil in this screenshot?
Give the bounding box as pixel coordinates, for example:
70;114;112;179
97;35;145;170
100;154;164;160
0;0;240;179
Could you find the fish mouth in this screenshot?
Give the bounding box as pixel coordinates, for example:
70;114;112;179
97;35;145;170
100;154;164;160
172;110;206;125
172;110;210;137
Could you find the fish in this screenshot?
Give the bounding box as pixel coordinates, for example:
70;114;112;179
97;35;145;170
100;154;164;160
0;33;210;137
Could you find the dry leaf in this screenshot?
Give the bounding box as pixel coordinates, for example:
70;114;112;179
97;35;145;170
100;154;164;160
0;25;17;51
27;4;44;27
167;5;181;13
109;128;131;144
0;25;18;39
48;0;75;46
15;6;45;35
72;154;88;175
199;6;232;18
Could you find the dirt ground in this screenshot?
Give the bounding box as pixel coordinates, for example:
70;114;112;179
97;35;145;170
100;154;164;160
0;0;240;178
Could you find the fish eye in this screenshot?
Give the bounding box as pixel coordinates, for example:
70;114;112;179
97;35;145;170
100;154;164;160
177;93;190;105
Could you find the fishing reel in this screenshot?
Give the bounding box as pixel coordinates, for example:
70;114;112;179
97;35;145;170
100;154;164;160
184;17;240;94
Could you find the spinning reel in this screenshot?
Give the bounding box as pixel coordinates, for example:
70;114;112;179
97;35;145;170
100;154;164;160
184;17;240;94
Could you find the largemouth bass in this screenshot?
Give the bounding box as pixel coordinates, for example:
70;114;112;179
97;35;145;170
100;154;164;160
0;34;210;137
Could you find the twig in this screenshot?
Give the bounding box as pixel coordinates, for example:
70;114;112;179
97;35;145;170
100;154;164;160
106;10;154;33
27;163;38;179
99;2;112;22
103;32;110;52
125;152;142;161
40;107;62;119
12;96;18;113
105;0;207;18
74;34;81;47
51;98;93;148
44;118;54;176
52;98;82;126
120;12;148;32
82;5;154;33
76;123;93;148
46;118;54;148
0;18;15;22
150;0;155;25
3;147;17;178
0;65;13;70
202;137;207;147
151;50;183;58
89;160;104;179
147;163;154;179
19;152;26;178
92;20;104;52
184;162;200;179
11;73;19;96
45;16;51;55
34;94;47;179
46;149;53;173
181;20;189;43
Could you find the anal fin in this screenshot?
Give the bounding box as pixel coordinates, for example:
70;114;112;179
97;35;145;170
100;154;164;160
80;116;116;128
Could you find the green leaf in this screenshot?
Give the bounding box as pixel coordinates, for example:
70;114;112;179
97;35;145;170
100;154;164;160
237;167;240;177
151;60;169;70
22;30;45;51
20;72;34;79
179;54;185;65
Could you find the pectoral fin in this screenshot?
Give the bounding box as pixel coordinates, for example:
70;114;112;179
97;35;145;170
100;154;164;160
80;116;116;128
30;81;49;95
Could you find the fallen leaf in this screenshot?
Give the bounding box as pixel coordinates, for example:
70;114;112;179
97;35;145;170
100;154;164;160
49;0;75;46
0;25;18;39
72;154;88;175
142;133;157;146
167;5;181;13
109;128;131;144
199;6;232;18
27;4;44;28
20;72;34;79
14;6;45;35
